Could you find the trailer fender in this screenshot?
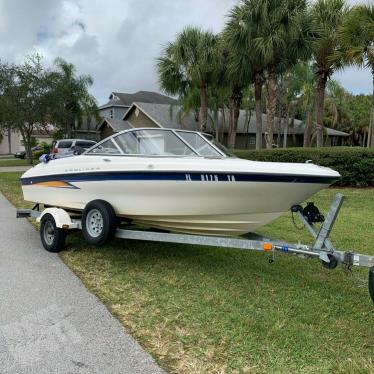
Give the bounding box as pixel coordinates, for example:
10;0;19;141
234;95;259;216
36;208;80;229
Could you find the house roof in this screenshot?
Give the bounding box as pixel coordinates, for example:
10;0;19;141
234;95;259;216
99;91;177;110
123;103;350;137
98;117;133;132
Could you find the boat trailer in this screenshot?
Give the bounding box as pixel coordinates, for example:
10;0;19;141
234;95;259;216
17;193;374;304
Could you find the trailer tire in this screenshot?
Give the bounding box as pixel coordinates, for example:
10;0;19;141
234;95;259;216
40;213;67;252
321;254;338;270
82;200;117;246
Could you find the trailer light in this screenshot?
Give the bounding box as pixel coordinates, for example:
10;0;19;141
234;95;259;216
62;224;69;229
263;243;273;251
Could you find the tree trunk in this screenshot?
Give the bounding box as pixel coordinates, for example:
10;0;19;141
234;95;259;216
254;73;263;150
21;129;33;165
283;106;290;148
219;108;225;143
214;110;219;141
7;128;12;154
199;81;208;132
315;71;327;147
368;69;374;148
276;109;282;148
228;86;242;149
303;110;313;147
266;68;277;149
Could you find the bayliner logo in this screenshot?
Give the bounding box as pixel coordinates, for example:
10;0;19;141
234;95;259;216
64;167;101;172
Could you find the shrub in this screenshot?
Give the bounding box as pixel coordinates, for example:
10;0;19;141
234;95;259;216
33;142;52;160
234;147;374;187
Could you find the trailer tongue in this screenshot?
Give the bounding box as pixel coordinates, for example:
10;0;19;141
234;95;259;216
17;193;374;304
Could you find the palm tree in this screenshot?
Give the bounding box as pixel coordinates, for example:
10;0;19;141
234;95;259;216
157;27;218;132
325;80;347;129
337;4;374;147
310;0;348;147
223;2;265;149
51;58;97;138
245;0;316;149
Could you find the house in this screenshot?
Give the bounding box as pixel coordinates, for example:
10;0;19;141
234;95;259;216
0;130;24;155
97;101;350;147
0;125;56;155
98;91;177;120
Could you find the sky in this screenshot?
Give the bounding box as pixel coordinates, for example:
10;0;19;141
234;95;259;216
0;0;371;106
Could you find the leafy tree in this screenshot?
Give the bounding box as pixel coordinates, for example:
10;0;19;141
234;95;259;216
341;94;371;146
0;55;98;163
337;4;374;147
157;27;219;132
310;0;348;147
0;55;52;164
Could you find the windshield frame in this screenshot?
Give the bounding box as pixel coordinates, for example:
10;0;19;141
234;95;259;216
84;127;229;158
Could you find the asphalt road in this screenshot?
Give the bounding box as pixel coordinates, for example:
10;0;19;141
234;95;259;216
0;193;164;374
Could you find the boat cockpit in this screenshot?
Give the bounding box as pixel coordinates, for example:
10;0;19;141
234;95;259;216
85;128;234;159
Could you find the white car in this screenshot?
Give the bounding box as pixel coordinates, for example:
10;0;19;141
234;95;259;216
52;139;96;157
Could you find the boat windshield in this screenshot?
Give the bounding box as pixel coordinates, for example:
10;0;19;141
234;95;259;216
86;128;230;158
113;129;198;156
175;131;223;157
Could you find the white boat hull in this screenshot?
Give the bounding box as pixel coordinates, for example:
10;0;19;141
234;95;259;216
21;155;339;235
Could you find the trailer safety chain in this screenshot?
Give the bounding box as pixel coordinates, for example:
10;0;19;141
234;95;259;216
290;205;305;230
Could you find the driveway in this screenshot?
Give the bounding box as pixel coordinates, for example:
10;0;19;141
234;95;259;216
0;193;164;374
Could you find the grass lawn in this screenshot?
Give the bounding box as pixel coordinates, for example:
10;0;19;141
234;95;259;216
0;158;31;167
1;172;373;373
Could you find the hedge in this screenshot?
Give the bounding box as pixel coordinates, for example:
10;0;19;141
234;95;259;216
234;147;374;187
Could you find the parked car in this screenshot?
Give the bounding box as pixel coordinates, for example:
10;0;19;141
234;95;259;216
14;146;42;159
52;139;97;157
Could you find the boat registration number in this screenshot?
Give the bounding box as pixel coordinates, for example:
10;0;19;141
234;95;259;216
185;174;236;182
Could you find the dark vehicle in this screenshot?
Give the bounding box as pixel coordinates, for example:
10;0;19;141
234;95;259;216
14;146;42;159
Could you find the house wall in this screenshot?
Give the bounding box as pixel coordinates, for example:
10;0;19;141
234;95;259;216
100;124;114;140
0;130;23;154
233;134;349;149
232;134;305;149
126;109;160;128
99;106;129;120
32;136;54;145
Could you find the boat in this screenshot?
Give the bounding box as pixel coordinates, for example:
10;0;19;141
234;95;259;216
20;127;340;236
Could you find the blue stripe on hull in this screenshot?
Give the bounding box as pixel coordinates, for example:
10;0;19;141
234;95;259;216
21;171;339;185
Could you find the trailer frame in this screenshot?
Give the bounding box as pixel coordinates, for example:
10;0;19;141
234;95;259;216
17;193;374;303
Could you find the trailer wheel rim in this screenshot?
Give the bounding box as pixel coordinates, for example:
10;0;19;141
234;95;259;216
43;220;55;245
86;209;104;238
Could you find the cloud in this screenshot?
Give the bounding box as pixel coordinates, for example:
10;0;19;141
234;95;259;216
0;0;371;105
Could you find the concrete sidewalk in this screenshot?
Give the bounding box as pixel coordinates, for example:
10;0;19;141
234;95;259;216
0;193;164;374
0;166;31;173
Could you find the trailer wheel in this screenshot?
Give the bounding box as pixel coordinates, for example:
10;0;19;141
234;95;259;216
82;200;117;246
40;213;66;252
321;253;338;270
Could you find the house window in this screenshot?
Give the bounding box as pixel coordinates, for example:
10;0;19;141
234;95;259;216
110;109;113;119
249;136;256;145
